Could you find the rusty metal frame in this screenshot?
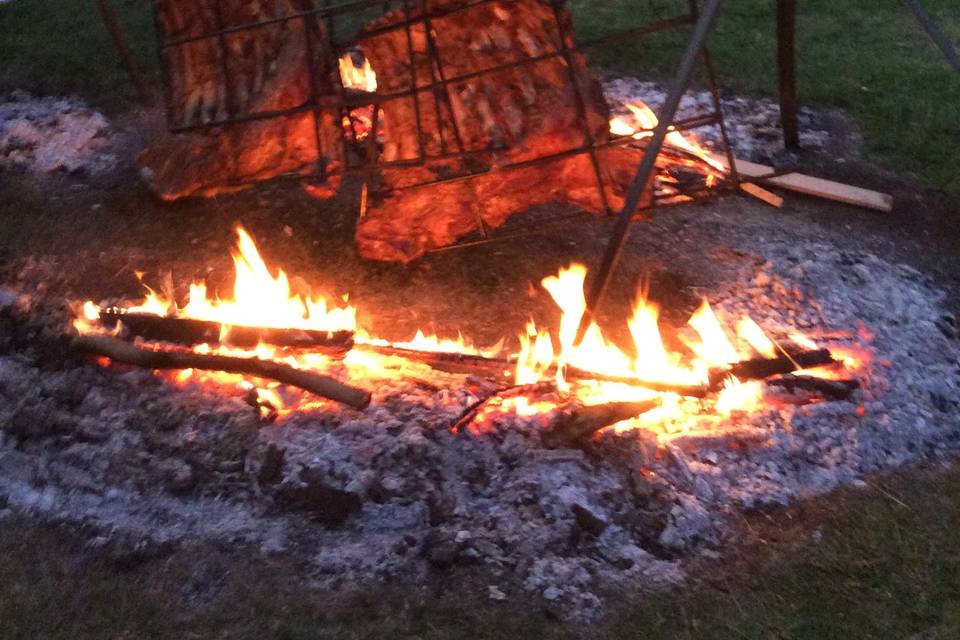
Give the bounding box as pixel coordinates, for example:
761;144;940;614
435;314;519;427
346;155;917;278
150;0;739;248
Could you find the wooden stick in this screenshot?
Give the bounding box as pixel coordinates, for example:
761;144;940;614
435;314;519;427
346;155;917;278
356;343;513;377
711;348;835;386
739;182;784;208
540;399;660;448
72;334;371;410
99;309;354;353
451;381;557;433
358;344;709;397
765;374;859;401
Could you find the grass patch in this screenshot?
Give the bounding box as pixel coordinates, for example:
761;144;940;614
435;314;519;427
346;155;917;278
1;0;958;192
0;463;958;639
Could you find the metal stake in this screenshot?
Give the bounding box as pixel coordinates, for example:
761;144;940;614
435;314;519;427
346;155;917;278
574;0;724;346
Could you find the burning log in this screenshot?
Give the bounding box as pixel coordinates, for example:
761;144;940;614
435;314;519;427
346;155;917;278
72;334;371;410
451;381;557;433
562;365;709;398
540;399;660;448
766;374;859;401
357;343;513;378
98;308;355;353
359;344;711;396
710;348;835;386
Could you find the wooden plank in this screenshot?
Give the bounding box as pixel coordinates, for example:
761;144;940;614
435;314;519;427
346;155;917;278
739;181;784;208
730;158;894;212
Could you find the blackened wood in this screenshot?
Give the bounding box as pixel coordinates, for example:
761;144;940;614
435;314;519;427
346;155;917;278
766;374;859;401
541;399;660;448
99;309;354;353
361;344;710;396
72;334;371;409
712;348;835;386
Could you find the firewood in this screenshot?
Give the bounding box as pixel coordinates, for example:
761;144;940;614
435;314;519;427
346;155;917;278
359;343;711;396
72;334;371;410
710;348;835;386
356;343;513;378
98;308;355;353
451;381;557;433
765;374;859;401
540;399;660;448
562;365;709;397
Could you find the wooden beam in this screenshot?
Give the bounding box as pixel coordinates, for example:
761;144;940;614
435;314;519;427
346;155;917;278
730;158;894;212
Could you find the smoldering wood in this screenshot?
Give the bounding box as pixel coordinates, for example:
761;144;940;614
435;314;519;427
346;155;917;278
451;381;557;433
711;348;835;386
98;309;354;353
540;399;660;448
72;334;371;410
359;343;710;397
765;374;859;401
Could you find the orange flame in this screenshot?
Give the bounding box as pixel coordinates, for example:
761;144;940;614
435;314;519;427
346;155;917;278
75;230;860;433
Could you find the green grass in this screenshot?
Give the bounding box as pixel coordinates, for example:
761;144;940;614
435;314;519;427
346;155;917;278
1;0;958;192
0;463;958;639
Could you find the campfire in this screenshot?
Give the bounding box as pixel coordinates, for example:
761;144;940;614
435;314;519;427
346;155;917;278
73;226;867;446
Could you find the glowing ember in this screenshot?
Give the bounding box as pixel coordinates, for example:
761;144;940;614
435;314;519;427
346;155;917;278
75;226;865;436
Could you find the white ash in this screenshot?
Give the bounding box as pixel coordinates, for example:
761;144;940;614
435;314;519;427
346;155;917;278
602;77;846;164
0;240;958;625
0;91;118;175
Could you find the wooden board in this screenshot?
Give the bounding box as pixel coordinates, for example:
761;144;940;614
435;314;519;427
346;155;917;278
739;181;784;208
728;158;894;213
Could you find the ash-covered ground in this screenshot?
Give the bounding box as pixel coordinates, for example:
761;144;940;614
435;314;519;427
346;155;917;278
1;225;957;623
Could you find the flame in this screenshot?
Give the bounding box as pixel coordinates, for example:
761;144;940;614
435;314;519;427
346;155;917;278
609;100;726;181
338;53;381;142
75;227;861;434
513;263;809;426
339;54;377;92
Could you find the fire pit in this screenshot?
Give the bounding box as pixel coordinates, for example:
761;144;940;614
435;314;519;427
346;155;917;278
2;210;957;623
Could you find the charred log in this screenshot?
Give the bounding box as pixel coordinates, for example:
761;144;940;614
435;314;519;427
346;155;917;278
710;348;835;386
540;399;660;448
98;308;354;353
72;334;371;409
765;374;859;401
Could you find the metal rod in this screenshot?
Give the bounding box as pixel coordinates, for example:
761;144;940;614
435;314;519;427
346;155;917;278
551;2;613;216
902;0;960;72
574;0;724;347
95;0;154;105
401;0;427;162
776;0;799;149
